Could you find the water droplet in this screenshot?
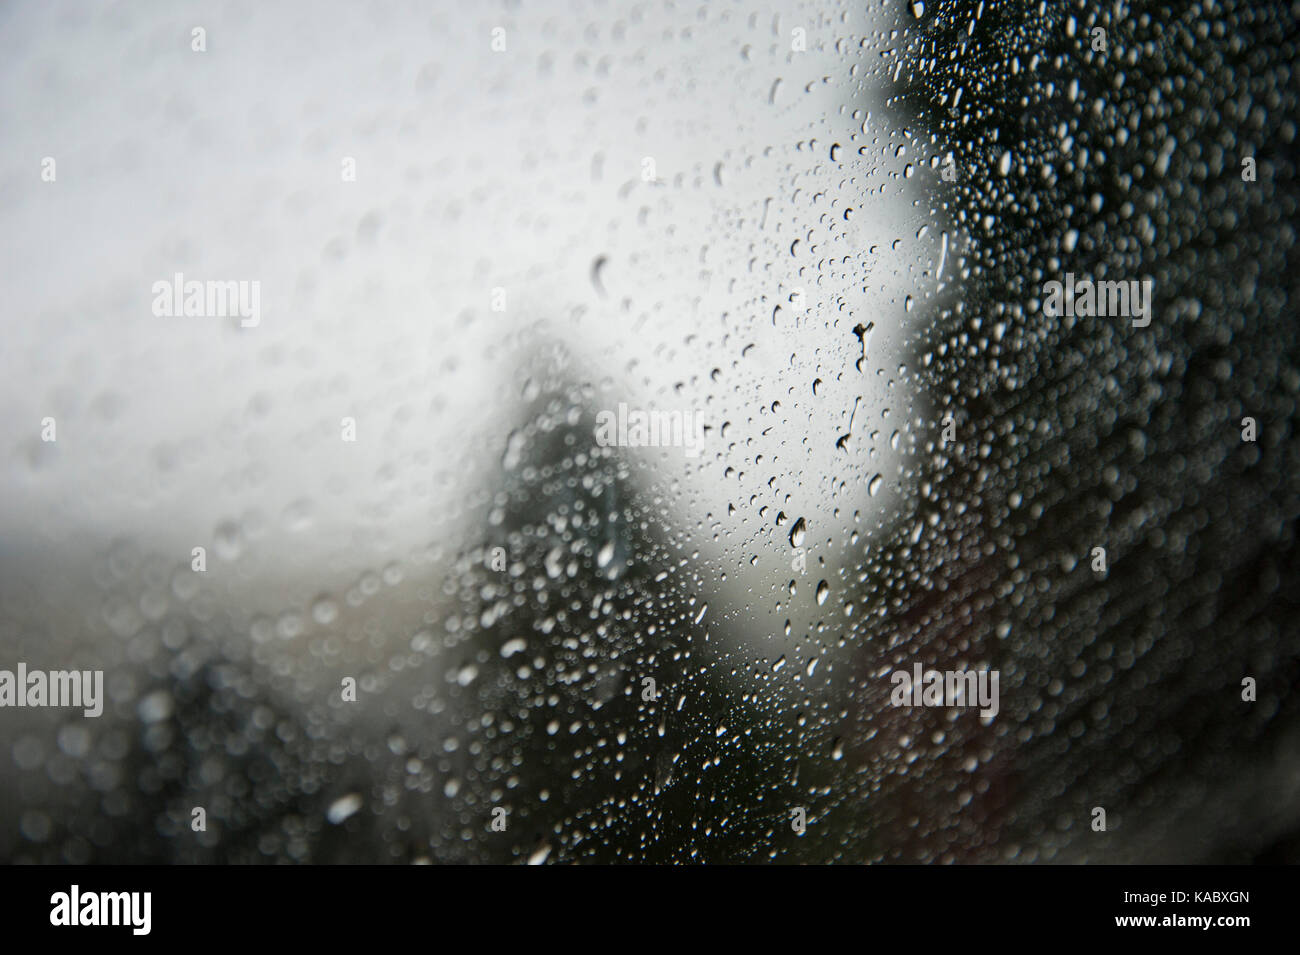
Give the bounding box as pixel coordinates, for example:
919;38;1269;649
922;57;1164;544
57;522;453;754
528;842;552;865
213;521;243;561
597;540;615;569
327;794;363;824
137;691;173;724
311;596;339;625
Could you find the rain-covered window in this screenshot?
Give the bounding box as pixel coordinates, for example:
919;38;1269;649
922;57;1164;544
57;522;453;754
1;0;1297;867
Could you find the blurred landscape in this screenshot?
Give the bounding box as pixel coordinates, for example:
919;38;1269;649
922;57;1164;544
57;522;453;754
1;0;1297;863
